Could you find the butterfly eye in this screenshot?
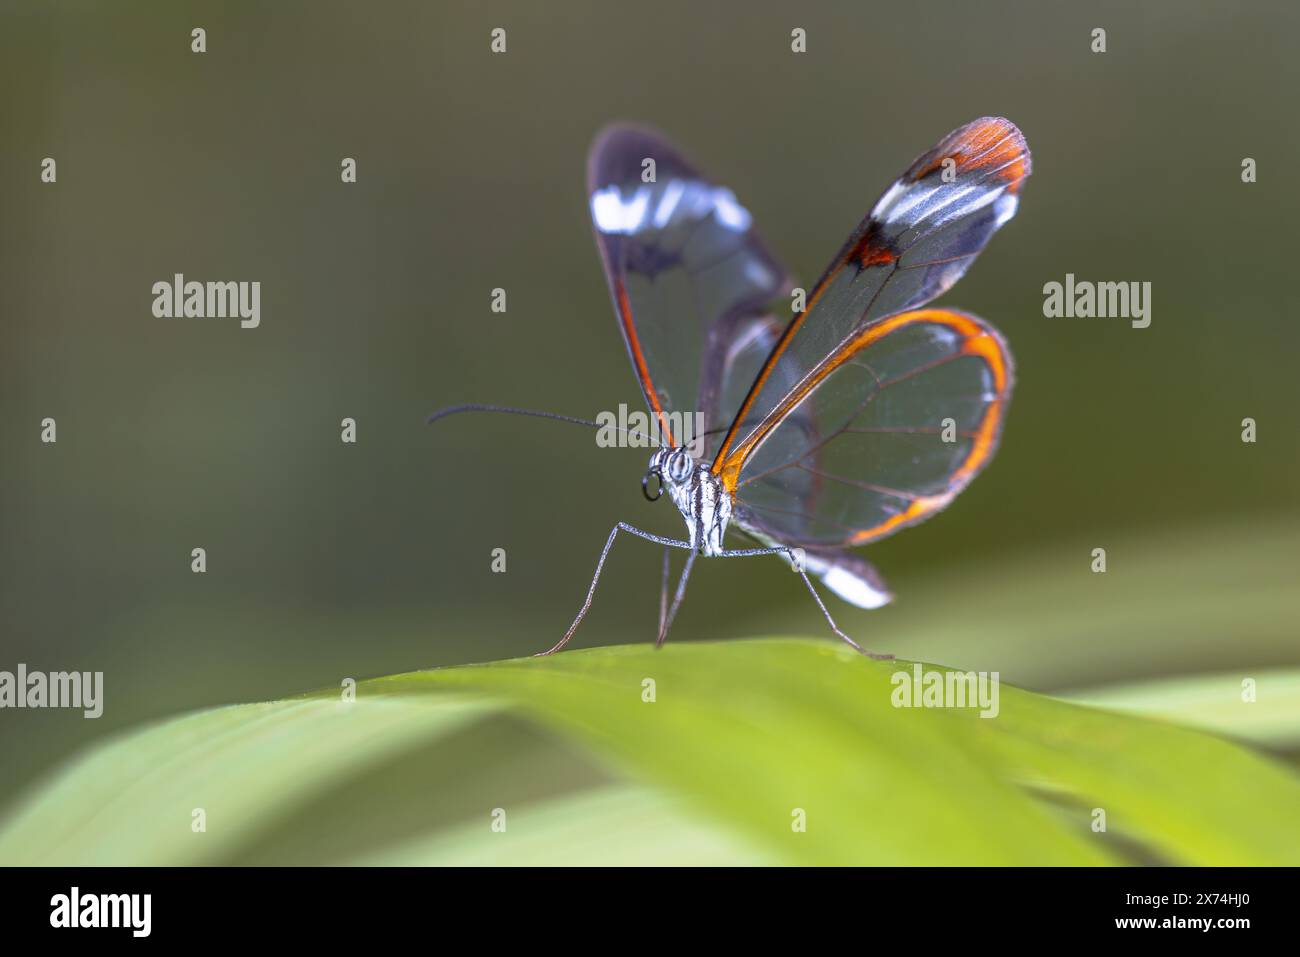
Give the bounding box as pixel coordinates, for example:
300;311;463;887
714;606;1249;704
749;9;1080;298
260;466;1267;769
671;455;692;482
642;468;663;501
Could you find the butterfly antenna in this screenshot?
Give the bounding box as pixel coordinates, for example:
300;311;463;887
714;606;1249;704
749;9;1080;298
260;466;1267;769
426;403;660;446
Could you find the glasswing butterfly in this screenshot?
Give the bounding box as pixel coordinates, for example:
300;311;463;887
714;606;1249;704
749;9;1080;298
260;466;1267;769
430;117;1030;657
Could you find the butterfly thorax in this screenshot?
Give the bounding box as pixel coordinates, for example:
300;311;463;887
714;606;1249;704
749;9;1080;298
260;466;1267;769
648;448;732;556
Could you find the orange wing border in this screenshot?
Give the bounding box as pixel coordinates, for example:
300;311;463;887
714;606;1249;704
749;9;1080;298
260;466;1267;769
612;277;677;447
716;307;1013;546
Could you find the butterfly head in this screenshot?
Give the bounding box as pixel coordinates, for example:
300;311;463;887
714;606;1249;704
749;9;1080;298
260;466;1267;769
642;447;695;502
643;446;731;555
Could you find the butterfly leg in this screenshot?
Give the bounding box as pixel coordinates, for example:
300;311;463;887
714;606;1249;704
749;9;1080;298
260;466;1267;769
716;546;893;660
656;547;697;648
537;523;691;657
657;546;671;639
793;560;894;660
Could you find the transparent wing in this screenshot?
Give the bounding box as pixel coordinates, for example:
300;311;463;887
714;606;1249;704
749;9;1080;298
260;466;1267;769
701;312;818;463
588;125;792;448
712;117;1029;480
729;308;1013;547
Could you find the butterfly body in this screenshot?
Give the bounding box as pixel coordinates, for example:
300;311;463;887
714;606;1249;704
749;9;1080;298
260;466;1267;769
647;447;732;556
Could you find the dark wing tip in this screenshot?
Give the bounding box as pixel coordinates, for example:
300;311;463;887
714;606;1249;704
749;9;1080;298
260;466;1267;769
586;123;703;194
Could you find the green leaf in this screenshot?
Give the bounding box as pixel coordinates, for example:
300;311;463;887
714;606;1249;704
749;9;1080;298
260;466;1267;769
1060;669;1300;748
366;643;1112;865
5;639;1295;865
969;679;1300;865
363;641;1300;865
0;694;495;865
350;785;776;866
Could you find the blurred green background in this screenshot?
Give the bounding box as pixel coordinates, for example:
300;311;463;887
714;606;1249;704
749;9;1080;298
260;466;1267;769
1;0;1297;815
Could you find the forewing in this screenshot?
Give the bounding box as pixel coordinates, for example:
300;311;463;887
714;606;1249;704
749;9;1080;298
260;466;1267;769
730;308;1013;547
588;125;792;447
712;117;1029;474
